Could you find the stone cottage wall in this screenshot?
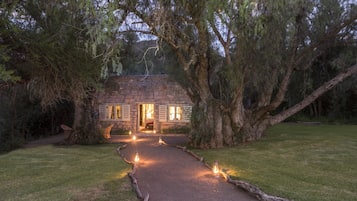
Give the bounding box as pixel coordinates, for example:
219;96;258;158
97;75;193;133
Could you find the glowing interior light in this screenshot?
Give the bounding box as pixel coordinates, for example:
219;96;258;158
153;130;156;134
213;161;219;175
134;152;140;163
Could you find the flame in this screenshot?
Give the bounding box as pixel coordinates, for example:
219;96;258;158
213;161;219;174
213;166;219;174
134;152;140;163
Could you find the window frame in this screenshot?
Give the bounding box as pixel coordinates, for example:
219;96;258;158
168;104;183;122
106;104;123;120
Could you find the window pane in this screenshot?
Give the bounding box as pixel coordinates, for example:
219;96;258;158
169;106;175;120
116;105;121;119
107;106;112;119
176;106;182;120
110;106;115;119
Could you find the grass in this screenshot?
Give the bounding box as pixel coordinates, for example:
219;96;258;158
0;144;137;201
194;124;357;201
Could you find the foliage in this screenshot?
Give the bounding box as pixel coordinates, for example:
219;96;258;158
0;45;20;83
106;0;357;147
286;44;357;121
0;0;124;145
162;126;190;134
0;85;74;152
0;144;136;200
195;124;357;201
2;0;356;147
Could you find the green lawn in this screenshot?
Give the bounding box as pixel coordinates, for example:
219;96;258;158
194;124;357;201
0;144;136;201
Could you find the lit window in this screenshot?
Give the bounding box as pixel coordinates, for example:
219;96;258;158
107;104;122;120
116;105;122;119
169;105;182;121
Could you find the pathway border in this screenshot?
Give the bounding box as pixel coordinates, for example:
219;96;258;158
116;143;149;201
174;144;290;201
115;136;290;201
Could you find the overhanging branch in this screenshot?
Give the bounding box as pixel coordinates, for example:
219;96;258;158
270;63;357;125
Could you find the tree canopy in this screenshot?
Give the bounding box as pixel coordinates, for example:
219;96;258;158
1;0;356;148
0;0;123;144
110;0;357;148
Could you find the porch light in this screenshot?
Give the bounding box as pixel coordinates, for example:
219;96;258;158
134;152;140;163
132;135;137;141
213;161;219;175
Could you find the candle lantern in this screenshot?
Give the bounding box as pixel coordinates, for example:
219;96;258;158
213;161;219;175
134;152;140;163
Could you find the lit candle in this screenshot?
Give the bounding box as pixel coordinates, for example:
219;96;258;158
213;161;219;175
134;152;140;163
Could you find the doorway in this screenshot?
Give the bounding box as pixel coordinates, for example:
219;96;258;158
139;103;154;132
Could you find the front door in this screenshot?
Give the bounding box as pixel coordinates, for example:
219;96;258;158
138;103;154;132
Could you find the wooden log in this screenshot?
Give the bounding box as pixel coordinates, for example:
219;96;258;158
128;172;144;199
144;193;150;201
116;144;146;200
227;177;290;201
172;144;291;201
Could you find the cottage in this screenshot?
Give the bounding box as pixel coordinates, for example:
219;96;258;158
98;75;193;134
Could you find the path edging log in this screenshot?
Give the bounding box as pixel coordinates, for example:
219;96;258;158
116;144;149;201
174;145;291;201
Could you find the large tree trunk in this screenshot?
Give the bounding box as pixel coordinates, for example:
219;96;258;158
67;98;102;145
190;64;357;148
190;98;240;148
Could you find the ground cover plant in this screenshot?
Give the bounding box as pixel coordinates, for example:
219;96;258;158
0;144;136;201
195;124;357;201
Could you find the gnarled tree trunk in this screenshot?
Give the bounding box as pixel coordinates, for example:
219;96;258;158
67;97;102;145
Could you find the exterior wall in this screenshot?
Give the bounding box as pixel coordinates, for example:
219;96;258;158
97;75;193;133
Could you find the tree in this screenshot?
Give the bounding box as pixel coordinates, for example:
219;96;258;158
110;0;357;148
0;0;122;144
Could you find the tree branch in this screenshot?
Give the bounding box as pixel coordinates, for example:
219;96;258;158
270;63;357;125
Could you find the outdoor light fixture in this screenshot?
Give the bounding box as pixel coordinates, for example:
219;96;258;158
134;152;140;163
132;135;137;141
129;130;132;135
213;161;219;175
